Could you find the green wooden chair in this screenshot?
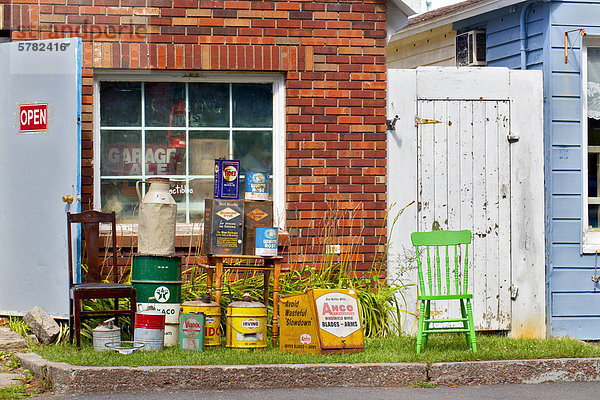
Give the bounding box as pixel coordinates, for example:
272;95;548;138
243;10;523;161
410;230;477;353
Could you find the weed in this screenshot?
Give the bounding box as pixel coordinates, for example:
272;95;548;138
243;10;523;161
409;381;438;389
5;356;20;371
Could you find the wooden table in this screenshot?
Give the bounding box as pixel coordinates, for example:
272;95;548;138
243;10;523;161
204;254;283;347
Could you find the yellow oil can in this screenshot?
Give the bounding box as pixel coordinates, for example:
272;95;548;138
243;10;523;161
225;293;267;349
180;293;221;347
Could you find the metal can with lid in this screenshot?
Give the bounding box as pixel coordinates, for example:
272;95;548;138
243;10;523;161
93;318;121;351
180;293;221;346
225;293;267;349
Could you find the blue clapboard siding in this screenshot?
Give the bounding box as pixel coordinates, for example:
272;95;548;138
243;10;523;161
451;0;600;338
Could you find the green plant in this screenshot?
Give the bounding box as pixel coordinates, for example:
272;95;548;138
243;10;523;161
409;381;438;389
7;317;30;339
6;356;20;371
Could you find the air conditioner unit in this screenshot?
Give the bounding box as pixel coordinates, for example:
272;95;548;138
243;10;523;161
456;30;486;66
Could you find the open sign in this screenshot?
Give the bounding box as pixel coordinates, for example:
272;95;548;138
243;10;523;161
19;103;48;133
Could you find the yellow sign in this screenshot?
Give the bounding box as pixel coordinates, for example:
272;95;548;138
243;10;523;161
279;289;364;354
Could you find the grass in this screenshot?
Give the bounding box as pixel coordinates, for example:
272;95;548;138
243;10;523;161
32;333;600;367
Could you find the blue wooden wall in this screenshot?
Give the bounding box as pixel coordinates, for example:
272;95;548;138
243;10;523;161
454;0;600;339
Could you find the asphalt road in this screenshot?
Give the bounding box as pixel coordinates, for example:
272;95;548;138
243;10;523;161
37;382;600;400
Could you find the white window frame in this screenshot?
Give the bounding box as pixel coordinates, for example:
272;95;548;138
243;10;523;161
93;72;286;234
582;37;600;252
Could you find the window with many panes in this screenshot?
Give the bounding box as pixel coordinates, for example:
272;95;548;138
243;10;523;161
584;40;600;250
97;77;282;225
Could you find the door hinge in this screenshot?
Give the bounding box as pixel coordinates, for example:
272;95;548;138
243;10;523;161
510;284;519;300
507;133;520;142
414;116;441;127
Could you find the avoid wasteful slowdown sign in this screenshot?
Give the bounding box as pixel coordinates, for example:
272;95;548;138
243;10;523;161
279;289;364;354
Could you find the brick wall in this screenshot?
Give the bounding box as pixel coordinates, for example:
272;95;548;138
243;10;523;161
1;0;388;272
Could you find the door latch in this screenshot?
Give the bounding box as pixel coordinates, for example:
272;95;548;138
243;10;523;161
507;133;520;142
414;116;441;126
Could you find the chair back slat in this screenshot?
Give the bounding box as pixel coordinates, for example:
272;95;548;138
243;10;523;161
411;230;472;297
67;210;118;285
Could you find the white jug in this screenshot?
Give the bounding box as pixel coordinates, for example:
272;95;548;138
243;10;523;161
136;178;176;256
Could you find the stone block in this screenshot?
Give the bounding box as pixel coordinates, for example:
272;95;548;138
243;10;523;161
23;307;60;345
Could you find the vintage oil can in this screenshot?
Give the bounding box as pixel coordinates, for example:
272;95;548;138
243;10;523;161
214;159;240;199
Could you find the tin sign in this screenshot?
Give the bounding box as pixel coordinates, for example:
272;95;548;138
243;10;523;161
255;227;278;256
314;291;361;338
19;103;48;133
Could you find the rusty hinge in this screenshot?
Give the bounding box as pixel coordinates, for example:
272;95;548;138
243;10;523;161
507;133;520;142
510;284;519;300
414;116;441;127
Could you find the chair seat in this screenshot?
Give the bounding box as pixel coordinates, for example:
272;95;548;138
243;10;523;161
418;294;472;300
72;282;134;291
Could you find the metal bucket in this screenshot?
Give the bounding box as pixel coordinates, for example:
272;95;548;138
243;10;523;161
181;293;221;347
93;318;121;351
226;293;267;349
180;313;205;351
164;323;179;347
132;255;182;324
134;309;165;351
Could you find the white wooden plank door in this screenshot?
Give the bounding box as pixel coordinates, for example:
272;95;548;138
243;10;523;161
416;99;511;330
387;67;545;338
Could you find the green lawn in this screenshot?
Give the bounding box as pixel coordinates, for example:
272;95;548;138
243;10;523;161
32;333;600;367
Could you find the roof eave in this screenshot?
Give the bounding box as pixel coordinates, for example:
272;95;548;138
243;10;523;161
390;0;526;41
390;0;419;17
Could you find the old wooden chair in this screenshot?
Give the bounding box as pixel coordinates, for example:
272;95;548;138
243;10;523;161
67;210;137;349
410;230;477;353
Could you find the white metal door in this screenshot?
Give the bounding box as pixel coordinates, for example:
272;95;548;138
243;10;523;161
387;67;545;338
416;99;511;330
0;38;81;318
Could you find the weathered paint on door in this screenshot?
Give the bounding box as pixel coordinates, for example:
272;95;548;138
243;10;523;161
387;67;545;339
416;99;511;330
0;38;81;318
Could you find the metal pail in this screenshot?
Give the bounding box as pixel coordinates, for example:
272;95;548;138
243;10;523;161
132;255;182;324
181;293;221;346
180;313;205;351
93;319;121;351
226;294;267;349
134;309;165;351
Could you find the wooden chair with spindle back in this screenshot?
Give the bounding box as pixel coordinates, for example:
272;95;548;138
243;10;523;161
67;210;136;349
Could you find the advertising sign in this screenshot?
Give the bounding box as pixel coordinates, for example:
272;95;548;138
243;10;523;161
279;289;364;354
19;103;48;133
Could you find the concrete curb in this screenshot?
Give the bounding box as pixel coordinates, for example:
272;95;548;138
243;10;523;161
16;353;600;395
17;353;427;395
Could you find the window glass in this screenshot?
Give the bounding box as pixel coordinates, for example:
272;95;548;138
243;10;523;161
101;179;139;223
233;84;273;127
145;82;186;127
100;82;141;127
189;83;229;127
144;130;186;176
100;81;274;224
589;48;600;229
101;130;142;176
233;130;273;174
189;131;229;175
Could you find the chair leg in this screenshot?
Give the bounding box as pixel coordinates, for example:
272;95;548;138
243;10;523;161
68;296;74;345
416;301;426;354
130;292;137;340
466;299;477;352
423;300;431;349
73;294;82;350
459;299;470;348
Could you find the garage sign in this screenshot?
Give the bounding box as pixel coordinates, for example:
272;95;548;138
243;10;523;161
19;103;48;133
